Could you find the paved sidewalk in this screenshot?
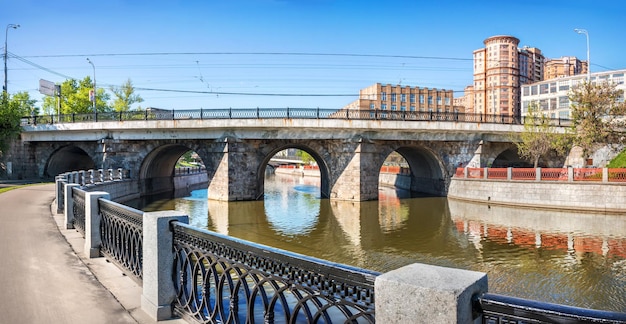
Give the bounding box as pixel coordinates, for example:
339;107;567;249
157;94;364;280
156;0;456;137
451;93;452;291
0;183;185;324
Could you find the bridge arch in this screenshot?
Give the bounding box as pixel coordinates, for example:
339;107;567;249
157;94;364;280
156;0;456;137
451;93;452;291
491;146;532;168
138;143;210;195
45;145;96;178
258;144;331;200
381;144;447;196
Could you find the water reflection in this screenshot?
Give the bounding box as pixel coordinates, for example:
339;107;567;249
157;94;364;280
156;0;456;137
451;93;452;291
137;173;626;312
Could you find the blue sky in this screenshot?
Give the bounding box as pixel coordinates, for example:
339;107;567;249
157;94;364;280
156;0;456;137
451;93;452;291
2;0;625;110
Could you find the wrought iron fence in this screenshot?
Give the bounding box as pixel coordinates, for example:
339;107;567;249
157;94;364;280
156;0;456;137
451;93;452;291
21;107;573;127
72;187;86;236
98;198;144;282
475;293;626;324
170;221;379;324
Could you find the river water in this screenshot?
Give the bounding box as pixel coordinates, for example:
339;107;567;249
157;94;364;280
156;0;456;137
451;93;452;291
136;173;626;312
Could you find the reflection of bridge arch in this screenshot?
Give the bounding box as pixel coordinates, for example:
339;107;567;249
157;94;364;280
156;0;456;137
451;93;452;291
258;143;331;199
45;145;96;178
381;145;447;196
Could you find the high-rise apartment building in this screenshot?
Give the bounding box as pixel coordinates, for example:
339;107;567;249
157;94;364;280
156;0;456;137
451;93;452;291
342;83;456;113
471;35;545;117
544;56;588;80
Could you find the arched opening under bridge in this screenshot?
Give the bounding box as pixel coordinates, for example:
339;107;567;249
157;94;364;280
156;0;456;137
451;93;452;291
45;145;96;178
379;146;447;197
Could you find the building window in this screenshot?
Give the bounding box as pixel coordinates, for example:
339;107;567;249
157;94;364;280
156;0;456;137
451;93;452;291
410;94;415;103
381;104;387;110
550;98;557;110
428;96;433;105
401;93;406;102
381;92;387;101
410;105;416;111
540;84;549;94
559;82;569;91
391;93;396;102
531;85;538;95
391;104;397;111
559;111;569;119
558;96;569;108
370;103;375;110
437;96;442;105
549;82;556;93
419;94;424;104
445;97;451;105
400;105;406;111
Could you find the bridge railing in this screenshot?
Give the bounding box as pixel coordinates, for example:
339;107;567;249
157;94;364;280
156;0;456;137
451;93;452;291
475;293;626;324
456;167;626;183
22;108;573;127
98;198;143;283
57;170;626;323
171;221;378;323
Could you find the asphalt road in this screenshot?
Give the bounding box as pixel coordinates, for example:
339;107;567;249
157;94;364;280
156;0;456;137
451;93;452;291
0;183;137;324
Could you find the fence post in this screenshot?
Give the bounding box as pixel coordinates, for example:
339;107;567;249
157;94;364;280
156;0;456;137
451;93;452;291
375;263;487;324
568;167;574;182
64;183;80;229
536;167;541;181
483;167;488;179
56;177;66;214
507;167;512;180
141;211;189;321
84;191;110;258
603;167;609;182
463;167;468;178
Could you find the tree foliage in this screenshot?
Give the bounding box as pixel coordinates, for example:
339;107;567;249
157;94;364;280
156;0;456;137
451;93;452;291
296;150;315;165
110;79;144;112
516;103;569;167
42;77;111;114
569;80;626;158
0;92;35;157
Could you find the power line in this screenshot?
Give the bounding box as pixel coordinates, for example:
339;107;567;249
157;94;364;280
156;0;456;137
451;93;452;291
20;51;474;62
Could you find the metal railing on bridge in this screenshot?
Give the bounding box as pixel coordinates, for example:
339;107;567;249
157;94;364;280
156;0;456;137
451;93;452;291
22;108;573;127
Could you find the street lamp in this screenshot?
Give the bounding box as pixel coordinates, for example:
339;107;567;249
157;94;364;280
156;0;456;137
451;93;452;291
3;23;20;94
574;28;590;81
86;58;96;113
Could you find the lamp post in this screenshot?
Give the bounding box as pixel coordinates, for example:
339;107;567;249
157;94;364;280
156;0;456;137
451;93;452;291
3;23;20;94
86;58;96;113
574;28;590;81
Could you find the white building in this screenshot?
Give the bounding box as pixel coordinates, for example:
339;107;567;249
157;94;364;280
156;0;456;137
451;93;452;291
521;69;626;119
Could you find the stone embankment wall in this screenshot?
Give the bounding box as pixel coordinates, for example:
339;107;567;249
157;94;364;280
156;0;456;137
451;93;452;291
448;178;626;213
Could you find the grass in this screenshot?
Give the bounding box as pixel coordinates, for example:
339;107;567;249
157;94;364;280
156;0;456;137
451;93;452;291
0;182;48;195
607;149;626;168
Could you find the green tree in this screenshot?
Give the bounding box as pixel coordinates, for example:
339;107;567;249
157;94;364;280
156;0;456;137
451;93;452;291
516;103;567;167
0;93;30;158
110;79;143;112
42;77;111;114
569;80;626;159
296;150;315;165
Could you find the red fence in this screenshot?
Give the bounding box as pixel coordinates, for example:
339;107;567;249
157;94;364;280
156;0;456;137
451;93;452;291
456;167;626;183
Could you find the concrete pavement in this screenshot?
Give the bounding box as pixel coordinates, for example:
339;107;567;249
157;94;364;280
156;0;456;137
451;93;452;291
0;183;185;324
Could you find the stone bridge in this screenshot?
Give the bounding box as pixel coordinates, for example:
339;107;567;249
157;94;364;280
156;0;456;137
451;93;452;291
11;115;536;201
